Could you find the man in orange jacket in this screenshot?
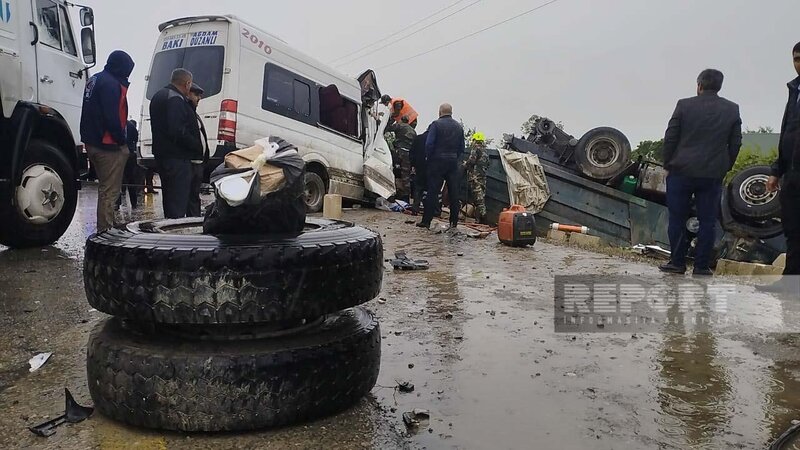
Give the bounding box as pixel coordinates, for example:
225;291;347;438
381;95;418;129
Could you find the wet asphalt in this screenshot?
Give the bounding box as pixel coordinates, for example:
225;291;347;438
1;185;800;449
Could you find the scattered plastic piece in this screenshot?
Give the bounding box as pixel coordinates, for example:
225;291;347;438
29;389;94;437
402;409;430;428
29;353;52;373
391;251;429;271
397;381;415;393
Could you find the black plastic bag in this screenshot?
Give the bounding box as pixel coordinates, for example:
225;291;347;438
203;137;306;235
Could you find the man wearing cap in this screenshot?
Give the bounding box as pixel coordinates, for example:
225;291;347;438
463;132;490;224
380;95;419;129
150;68;204;219
187;82;210;217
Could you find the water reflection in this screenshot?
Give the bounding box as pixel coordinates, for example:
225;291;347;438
656;285;732;448
764;334;800;448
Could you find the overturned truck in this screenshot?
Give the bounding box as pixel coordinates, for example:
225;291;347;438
485;118;785;265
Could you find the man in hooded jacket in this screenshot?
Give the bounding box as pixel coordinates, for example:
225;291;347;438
80;50;135;232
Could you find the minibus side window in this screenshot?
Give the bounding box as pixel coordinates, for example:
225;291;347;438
261;63;317;126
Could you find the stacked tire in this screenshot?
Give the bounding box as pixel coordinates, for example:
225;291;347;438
83;217;384;432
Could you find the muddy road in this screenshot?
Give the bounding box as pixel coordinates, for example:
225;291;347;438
1;186;799;449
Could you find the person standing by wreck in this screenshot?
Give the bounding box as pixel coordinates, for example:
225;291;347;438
463;132;490;224
660;69;742;276
760;42;800;292
417;103;465;230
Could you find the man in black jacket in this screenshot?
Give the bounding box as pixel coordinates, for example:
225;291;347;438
186;82;210;217
763;42;800;288
660;69;742;276
150;68;204;219
410;131;428;215
418;103;465;230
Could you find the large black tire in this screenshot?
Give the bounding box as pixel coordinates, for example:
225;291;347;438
304;172;326;213
0;139;77;248
87;308;381;432
729;165;781;219
84;217;383;324
574;127;632;181
721;186;783;239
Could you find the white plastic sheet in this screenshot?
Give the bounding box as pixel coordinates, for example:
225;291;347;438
498;149;551;213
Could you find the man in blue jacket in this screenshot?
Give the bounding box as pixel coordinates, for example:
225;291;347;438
417;103;465;230
150;68;204;219
80;50;135;232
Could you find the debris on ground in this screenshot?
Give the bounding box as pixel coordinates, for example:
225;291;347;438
376;198;409;212
768;421;800;450
28;353;52;373
391;251;430;271
630;244;671;259
29;389;94;437
402;409;431;428
397;381;415;393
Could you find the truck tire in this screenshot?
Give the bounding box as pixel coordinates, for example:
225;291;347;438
304;172;326;213
84;217;383;324
721;186;783;239
0;140;77;248
87;308;381;432
574;127;632;181
729;165;781;220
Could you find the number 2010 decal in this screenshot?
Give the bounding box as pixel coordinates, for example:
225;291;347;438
242;28;272;54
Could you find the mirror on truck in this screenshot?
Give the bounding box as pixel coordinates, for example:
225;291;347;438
80;7;94;27
81;28;96;65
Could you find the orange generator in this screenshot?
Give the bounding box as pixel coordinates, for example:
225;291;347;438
498;205;537;247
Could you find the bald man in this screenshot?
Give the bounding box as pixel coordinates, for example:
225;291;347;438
418;103;465;230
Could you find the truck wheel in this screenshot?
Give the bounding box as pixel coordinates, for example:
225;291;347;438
721;186;783;239
574;127;632;181
304;172;326;213
84;217;383;324
729;165;781;220
0;140;77;248
87;308;381;431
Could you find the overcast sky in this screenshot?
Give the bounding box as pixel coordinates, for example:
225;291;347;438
83;0;799;146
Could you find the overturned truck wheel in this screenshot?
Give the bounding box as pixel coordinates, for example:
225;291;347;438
729;165;781;220
574;127;632;181
87;308;381;432
83;217;383;324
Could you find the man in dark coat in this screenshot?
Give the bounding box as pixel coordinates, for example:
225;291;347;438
80;50;135;232
186;83;209;217
761;41;800;292
410;131;428;215
418;103;465;229
660;69;742;276
150;68;204;219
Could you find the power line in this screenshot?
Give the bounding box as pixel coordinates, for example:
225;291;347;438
330;0;468;65
335;0;483;68
376;0;562;70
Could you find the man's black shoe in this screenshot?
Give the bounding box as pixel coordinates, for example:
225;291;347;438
659;263;687;274
692;268;714;277
416;222;431;229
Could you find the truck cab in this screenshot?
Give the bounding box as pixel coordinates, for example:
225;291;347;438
0;0;96;248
